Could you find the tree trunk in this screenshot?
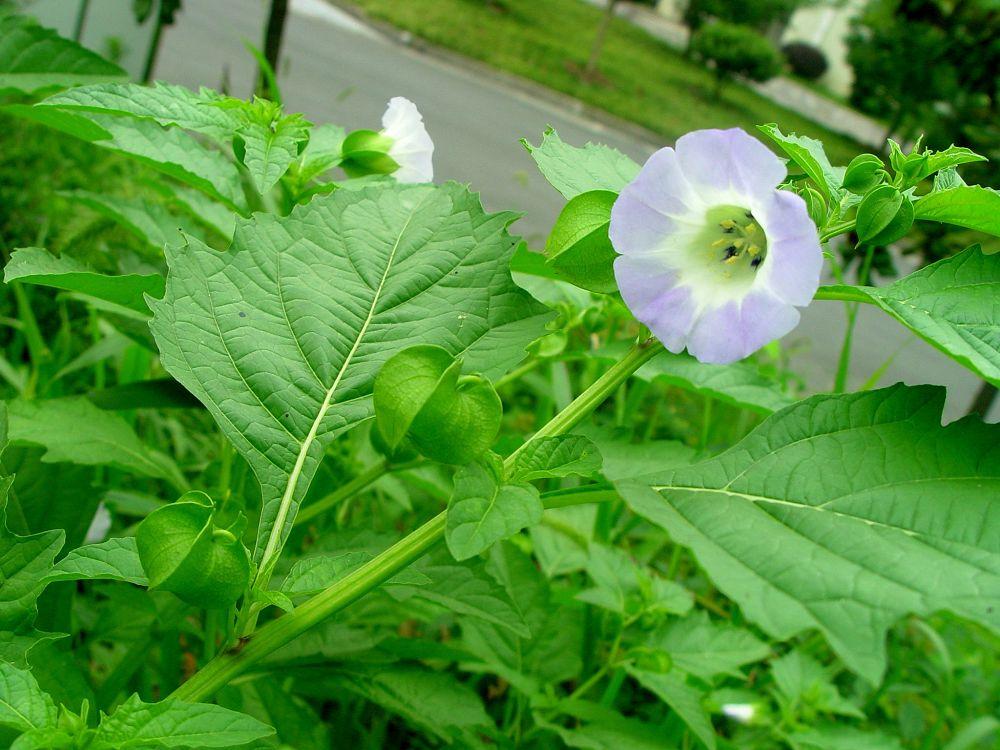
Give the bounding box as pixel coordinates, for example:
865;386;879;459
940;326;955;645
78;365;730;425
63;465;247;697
258;0;289;100
584;0;619;78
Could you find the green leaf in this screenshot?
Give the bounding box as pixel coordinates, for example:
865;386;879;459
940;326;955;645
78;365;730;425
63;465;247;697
237;111;311;193
757;124;844;202
0;15;126;96
459;543;582;693
4;247;164;314
635;349;794;415
298;123;346;182
61;190;206;251
41;82;238;142
0;405;65;631
908;144;986;186
576;542;650;615
510;434;602;482
626;667;716;750
313;664;491;745
0;662;57;733
6;398;185;489
545;189;618;294
619;384;1000;682
772;650;863;718
0;631;64;670
577;424;696;482
392;557;531;637
821;245;1000;385
23;103;246;211
914;185;1000;237
446;454;542;560
374;345;502;465
646;611;770;681
10;726;76;750
44;537;147;586
149;183;550;575
135;492;249;609
790;727;904;750
522;127;640;199
543;705;672;750
280;550;429;597
91;694;275;749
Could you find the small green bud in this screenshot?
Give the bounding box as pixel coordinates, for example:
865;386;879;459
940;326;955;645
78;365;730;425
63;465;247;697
339;129;399;178
799;185;827;226
898;151;930;187
842;154;885;195
856;185;914;245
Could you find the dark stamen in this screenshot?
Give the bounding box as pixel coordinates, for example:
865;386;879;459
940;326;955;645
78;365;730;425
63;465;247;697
723;245;739;259
750;256;763;269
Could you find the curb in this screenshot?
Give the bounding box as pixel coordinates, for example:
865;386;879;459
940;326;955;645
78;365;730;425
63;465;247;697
320;0;664;150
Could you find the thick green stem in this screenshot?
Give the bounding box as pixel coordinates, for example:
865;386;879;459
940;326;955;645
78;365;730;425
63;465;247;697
171;339;662;703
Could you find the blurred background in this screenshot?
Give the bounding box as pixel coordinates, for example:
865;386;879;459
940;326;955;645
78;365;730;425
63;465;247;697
5;0;999;421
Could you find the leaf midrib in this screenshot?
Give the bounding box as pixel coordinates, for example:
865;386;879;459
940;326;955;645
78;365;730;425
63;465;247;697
256;192;429;575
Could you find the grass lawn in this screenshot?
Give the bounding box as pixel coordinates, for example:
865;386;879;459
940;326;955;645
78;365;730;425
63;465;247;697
347;0;863;164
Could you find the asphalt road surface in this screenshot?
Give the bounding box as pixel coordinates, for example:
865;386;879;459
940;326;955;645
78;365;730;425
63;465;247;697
154;0;996;422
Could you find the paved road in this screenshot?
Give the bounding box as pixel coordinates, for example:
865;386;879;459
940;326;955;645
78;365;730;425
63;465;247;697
154;0;995;421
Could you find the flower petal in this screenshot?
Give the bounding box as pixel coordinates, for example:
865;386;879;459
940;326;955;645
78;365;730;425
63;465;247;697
686;290;800;364
610;148;702;259
614;255;697;353
752;190;823;306
381;97;434;183
675;128;786;197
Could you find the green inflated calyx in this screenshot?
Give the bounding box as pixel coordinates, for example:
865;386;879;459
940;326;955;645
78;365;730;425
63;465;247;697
856;185;914;246
373;345;502;466
842;153;886;195
545;189;619;294
339;128;399;178
135;491;250;609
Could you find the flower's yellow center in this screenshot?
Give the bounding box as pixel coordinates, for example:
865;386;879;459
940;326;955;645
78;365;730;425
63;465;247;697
703;205;767;278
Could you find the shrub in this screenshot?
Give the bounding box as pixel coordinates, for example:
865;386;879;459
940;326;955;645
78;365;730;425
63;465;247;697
782;41;828;80
690;21;783;94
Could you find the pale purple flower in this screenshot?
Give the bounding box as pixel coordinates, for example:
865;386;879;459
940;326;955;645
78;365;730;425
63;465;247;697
610;128;822;364
381;97;434;183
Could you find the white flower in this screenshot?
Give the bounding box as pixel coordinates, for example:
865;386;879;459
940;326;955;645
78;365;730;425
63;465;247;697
381;96;434;183
721;703;756;724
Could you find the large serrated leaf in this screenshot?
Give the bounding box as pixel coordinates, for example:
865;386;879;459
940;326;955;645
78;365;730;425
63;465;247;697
149;182;551;574
0;15;126;96
821;245;1000;385
18;103;246;211
617;384;1000;683
41;82;238;141
523;127;640;199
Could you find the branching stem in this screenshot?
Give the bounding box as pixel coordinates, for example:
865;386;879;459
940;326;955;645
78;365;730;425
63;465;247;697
172;339;664;702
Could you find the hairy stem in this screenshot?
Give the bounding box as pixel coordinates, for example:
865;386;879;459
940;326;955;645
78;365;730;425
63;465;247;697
171;339;663;703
